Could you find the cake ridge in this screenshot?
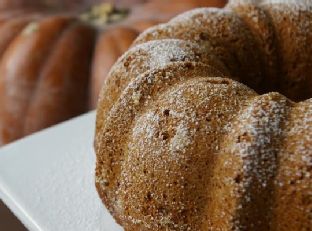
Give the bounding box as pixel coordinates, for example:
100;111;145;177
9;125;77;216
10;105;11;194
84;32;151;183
95;39;228;140
95;61;223;191
95;1;312;230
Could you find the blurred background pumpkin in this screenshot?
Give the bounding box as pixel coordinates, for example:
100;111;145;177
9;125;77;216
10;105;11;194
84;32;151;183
0;0;228;230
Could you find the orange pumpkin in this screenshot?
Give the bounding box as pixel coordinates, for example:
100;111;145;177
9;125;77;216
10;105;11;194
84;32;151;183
0;0;147;11
0;0;43;10
0;0;227;145
0;15;95;145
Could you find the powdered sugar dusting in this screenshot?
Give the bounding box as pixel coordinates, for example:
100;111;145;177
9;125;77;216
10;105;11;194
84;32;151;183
170;122;192;154
227;94;288;229
95;1;312;230
111;76;256;230
229;0;312;9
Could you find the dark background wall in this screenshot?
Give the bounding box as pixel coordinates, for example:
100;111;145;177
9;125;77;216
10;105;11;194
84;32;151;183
0;200;26;231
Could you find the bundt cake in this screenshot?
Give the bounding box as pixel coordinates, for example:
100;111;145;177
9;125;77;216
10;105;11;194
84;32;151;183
95;0;312;230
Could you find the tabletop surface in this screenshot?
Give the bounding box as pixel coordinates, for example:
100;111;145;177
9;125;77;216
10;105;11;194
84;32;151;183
0;111;123;231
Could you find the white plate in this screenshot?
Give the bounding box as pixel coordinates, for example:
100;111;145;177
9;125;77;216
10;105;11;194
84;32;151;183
0;111;123;231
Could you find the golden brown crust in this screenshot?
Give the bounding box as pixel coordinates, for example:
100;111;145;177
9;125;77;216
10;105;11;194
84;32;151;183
95;39;228;145
134;8;263;89
96;62;227;229
263;4;312;101
227;3;280;95
272;99;312;230
95;1;312;230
